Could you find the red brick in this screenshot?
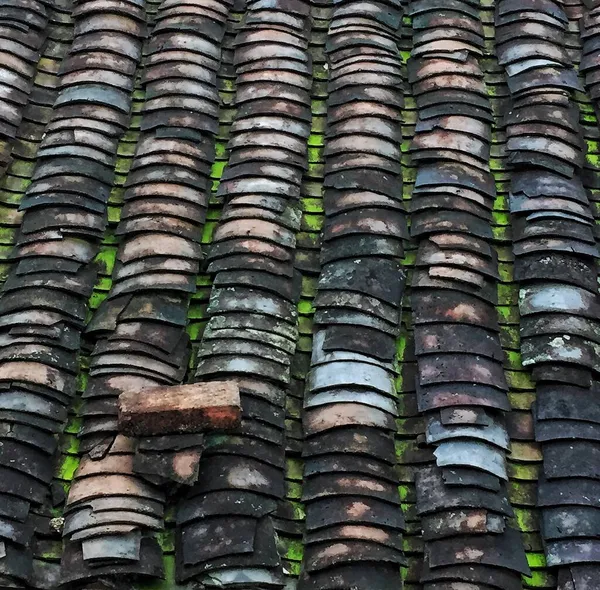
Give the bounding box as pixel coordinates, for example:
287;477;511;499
118;381;241;436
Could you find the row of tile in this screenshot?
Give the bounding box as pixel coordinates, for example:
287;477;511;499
408;1;530;588
298;1;407;589
0;1;145;587
498;1;600;588
272;4;329;582
0;2;75;585
582;3;600;103
59;1;234;586
0;0;49;178
174;0;311;587
0;0;74;266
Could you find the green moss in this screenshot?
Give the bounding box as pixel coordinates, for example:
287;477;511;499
157;531;174;552
492;210;510;226
396;332;407;360
302;213;324;231
497;262;514;282
3;175;29;192
508;461;539;481
40;543;63;560
506;370;535;391
62;434;80;455
88;290;107;310
57;455;79;480
285;481;303;500
63;414;82;435
401;249;416;267
285;560;303;576
9;159;35;177
301;276;317;298
500;325;521;350
498;283;518;305
211;159;226;179
290;500;305;520
0;264;9;283
493;225;510;241
395;440;413;460
297;299;315;315
523;569;554;587
504;350;523;370
497;305;519;324
297;335;313;352
0;191;23;205
107;206;121;224
513;507;540;532
286;459;304;481
0;227;16;244
196;274;212;287
510;441;543;462
398;485;411;502
297;315;313;335
509;391;536;410
307;146;323;162
310;99;326;113
77;371;88;391
525;552;547;568
284;539;304;562
308;133;324;147
202;220;217;243
508;480;537;506
109;186;125;205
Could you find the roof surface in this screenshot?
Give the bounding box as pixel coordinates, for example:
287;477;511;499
0;0;598;589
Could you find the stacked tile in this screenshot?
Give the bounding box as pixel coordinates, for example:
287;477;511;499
58;0;235;586
582;0;600;225
76;0;233;457
497;1;600;589
0;0;145;587
180;5;240;353
581;2;600;108
578;0;600;238
284;0;328;464
0;0;49;179
276;0;332;579
576;1;599;179
21;3;78;587
174;0;311;586
17;0;72;168
407;0;530;588
476;3;550;585
565;1;584;62
0;0;74;284
296;1;408;588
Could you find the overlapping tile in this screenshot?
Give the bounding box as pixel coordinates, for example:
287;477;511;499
0;0;74;288
408;1;530;588
0;1;598;588
0;0;50;180
174;0;311;586
497;1;600;588
274;1;330;581
57;0;234;586
296;1;408;588
0;1;145;587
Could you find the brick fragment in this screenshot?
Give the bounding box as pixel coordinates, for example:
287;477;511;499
118;381;241;436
